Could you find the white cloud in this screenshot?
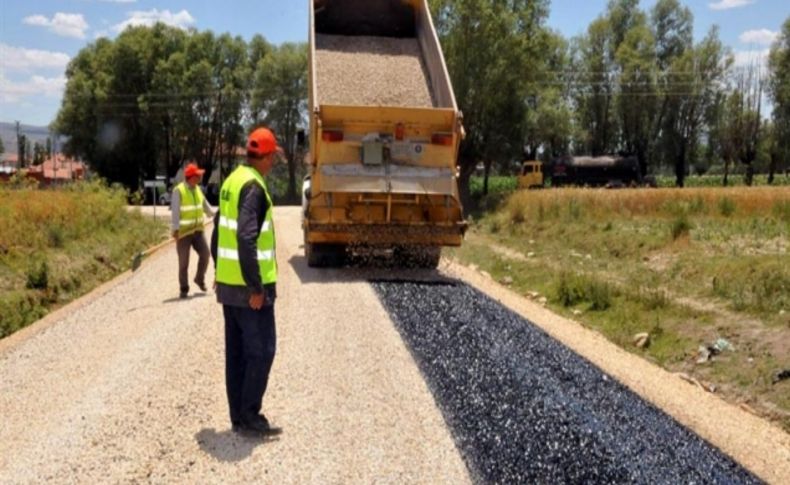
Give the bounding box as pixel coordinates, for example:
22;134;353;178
0;73;67;103
0;43;71;72
23;12;89;39
709;0;755;10
112;9;195;33
739;29;779;46
732;49;770;68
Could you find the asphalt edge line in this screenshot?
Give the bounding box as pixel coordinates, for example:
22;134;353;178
0;236;176;356
443;258;790;485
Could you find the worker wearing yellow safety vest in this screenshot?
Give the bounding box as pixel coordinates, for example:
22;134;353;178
210;127;283;438
171;163;214;299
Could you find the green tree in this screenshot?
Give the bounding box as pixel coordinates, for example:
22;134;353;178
430;0;550;203
16;122;27;168
615;20;657;174
661;27;729;186
649;0;693;172
572;17;617;156
724;61;764;186
768;16;790;183
32;142;46;165
523;31;574;162
24;139;32;168
55;24;253;190
252;42;308;202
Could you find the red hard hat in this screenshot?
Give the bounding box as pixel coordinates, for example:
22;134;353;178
184;163;204;179
247;127;282;157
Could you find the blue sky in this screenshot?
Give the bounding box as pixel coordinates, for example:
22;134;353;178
1;0;787;126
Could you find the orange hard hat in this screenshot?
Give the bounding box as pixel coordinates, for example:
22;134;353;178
184;163;204;179
247;127;282;157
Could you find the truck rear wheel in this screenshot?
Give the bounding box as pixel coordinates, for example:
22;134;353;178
395;246;441;269
306;242;347;268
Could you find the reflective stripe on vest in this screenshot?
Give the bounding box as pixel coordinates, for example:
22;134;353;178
215;165;277;286
176;183;205;236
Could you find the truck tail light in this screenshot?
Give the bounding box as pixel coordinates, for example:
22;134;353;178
431;133;453;146
322;130;344;142
395;123;405;141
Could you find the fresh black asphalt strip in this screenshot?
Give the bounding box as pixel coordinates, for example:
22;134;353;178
371;280;762;484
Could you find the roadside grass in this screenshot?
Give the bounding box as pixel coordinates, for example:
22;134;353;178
448;240;706;368
0;181;167;338
449;186;790;431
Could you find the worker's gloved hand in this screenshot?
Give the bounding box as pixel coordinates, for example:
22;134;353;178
249;292;266;310
172;230;179;240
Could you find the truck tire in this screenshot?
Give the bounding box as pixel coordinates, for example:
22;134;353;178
306;242;347;268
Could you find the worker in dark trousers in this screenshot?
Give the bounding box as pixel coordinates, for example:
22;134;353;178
211;127;283;437
171;163;214;299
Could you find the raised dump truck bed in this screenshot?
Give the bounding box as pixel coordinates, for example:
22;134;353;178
305;0;466;267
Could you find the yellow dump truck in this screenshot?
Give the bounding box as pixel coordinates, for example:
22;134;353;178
303;0;466;267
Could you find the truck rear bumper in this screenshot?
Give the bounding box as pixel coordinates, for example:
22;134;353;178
304;221;467;247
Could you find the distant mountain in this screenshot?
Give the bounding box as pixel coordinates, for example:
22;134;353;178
0;122;65;159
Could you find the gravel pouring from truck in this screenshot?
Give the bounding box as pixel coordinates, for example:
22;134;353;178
304;0;467;267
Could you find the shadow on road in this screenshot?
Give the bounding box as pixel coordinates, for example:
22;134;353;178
161;293;210;304
195;428;276;462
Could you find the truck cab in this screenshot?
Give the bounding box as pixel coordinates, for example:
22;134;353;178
517;161;544;190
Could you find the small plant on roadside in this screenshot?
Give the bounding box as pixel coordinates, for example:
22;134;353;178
554;271;612;311
773;200;790;223
26;259;49;290
718;197;736;217
508;203;526;224
567;197;582;220
670;214;692;240
488;217;502;234
587;280;613;311
690;196;706;214
649;317;664;339
47;224;66;248
639;287;669;310
556;271;585;307
129;190;144;206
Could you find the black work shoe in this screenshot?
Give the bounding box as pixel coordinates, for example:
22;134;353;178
239;416;282;437
179;291;188;299
195;280;207;292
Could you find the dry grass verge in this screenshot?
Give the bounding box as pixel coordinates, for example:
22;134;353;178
0;181;167;338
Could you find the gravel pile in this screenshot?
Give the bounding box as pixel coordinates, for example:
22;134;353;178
315;34;435;107
372;280;762;484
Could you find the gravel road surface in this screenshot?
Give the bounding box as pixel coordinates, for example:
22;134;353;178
0;208;469;483
373;280;762;484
